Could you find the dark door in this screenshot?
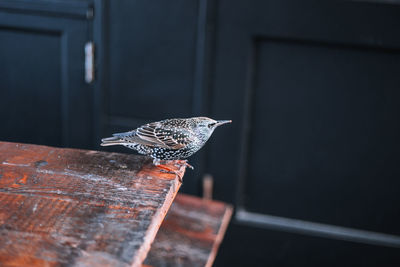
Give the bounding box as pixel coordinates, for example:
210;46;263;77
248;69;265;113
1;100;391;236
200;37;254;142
209;1;400;266
0;1;94;149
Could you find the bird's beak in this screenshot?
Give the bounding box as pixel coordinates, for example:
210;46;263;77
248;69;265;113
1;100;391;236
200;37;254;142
216;120;232;127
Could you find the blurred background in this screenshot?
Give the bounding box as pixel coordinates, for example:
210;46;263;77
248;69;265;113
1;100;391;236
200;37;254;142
1;0;400;266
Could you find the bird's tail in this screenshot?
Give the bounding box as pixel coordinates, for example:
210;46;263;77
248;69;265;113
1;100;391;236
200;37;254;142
100;132;129;146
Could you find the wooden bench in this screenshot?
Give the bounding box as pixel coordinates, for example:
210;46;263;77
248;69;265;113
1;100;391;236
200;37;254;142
145;194;232;267
0;141;232;267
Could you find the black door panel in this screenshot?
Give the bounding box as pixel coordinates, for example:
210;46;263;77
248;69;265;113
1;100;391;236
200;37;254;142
209;0;400;265
0;2;93;149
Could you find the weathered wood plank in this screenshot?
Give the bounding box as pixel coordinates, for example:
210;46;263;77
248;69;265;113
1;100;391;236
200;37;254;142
0;141;184;267
144;194;233;267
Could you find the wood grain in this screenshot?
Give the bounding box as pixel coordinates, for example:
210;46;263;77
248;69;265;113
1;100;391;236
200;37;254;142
0;141;184;267
144;194;233;267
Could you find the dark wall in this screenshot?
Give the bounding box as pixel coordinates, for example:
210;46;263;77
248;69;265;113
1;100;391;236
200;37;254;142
1;0;400;266
101;0;205;194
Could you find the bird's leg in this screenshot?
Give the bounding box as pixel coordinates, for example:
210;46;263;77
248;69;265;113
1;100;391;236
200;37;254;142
152;158;162;166
174;160;194;170
153;158;184;182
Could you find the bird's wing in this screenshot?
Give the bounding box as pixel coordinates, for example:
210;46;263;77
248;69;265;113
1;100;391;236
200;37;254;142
135;122;192;149
101;131;157;147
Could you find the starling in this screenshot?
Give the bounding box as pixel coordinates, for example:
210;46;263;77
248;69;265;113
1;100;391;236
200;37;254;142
100;117;231;181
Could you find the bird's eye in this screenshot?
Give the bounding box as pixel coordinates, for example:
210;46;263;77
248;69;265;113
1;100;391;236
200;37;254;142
208;123;215;128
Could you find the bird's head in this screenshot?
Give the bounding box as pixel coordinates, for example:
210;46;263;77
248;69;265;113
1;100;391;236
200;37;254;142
191;117;232;142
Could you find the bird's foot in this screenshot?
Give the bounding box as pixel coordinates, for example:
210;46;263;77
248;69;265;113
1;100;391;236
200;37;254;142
174;160;194;170
153;159;184;182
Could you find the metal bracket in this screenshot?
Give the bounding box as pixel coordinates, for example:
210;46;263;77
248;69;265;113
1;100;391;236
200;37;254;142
85;42;94;83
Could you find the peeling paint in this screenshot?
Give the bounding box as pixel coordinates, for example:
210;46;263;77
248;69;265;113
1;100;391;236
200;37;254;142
34;160;48;168
1;162;30;167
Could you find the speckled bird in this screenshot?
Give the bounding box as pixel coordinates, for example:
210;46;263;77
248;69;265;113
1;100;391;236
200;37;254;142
100;117;231;177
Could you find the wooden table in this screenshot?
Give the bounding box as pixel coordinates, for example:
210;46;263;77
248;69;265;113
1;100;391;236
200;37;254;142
0;142;232;267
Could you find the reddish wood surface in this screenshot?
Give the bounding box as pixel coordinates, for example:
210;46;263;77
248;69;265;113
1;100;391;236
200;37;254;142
0;141;185;267
144;194;233;267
